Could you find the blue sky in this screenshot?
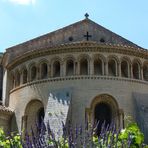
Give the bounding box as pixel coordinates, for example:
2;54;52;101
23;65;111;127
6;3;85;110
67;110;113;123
0;0;148;52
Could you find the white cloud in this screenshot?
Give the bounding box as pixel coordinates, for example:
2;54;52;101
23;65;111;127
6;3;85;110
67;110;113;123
8;0;36;5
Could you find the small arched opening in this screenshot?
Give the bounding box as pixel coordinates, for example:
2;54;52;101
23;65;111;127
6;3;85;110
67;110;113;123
133;62;140;79
23;100;44;133
80;58;88;75
87;94;123;137
30;66;37;81
22;68;27;84
66;59;74;76
108;59;116;76
53;61;60;77
121;60;128;78
94;58;102;75
15;71;20;87
41;63;48;79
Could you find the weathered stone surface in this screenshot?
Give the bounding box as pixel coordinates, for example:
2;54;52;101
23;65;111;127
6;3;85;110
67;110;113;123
44;88;72;137
133;92;148;143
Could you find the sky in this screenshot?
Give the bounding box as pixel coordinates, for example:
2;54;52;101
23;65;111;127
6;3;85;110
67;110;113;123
0;0;148;53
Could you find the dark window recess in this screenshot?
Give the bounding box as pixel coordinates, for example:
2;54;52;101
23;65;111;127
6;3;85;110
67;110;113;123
38;107;45;126
66;92;69;97
69;36;73;41
100;38;105;43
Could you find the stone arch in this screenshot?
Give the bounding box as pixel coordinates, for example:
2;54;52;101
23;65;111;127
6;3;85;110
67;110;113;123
78;54;90;75
10;72;15;89
39;59;48;79
21;66;28;84
121;60;128;78
108;56;119;76
93;54;105;75
51;57;62;77
53;61;61;77
143;61;148;81
23;100;45;132
86;94;123;135
120;57;131;78
29;63;37;81
15;70;20;87
64;55;76;76
63;55;76;62
132;59;141;79
66;59;74;76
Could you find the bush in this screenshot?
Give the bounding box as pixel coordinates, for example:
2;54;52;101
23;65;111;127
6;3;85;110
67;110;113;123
0;121;147;148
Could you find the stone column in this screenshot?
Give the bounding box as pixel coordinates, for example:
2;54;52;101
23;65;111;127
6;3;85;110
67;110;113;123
61;62;64;77
77;61;80;75
128;64;130;78
20;71;23;85
74;62;76;75
140;66;143;80
118;62;121;77
36;66;40;80
62;61;66;77
48;64;51;78
130;64;133;78
102;62;105;75
104;61;108;75
90;58;94;75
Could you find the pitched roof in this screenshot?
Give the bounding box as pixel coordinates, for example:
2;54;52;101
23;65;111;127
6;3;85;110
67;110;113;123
6;18;142;52
4;18;144;65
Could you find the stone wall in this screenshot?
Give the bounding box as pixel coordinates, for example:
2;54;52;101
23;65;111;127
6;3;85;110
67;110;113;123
9;76;148;132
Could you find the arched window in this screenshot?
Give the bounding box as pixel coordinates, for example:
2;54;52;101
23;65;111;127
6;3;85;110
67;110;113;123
133;62;140;79
22;68;27;84
15;71;20;87
121;61;128;78
143;64;148;81
66;59;74;76
24;100;44;133
30;66;37;81
108;59;116;76
41;63;48;79
80;58;88;75
94;58;102;75
53;61;60;77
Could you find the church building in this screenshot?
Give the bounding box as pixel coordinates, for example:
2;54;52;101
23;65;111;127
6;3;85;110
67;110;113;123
0;14;148;142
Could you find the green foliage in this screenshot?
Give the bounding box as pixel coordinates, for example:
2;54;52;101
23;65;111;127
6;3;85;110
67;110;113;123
0;121;147;147
119;123;144;147
0;128;22;148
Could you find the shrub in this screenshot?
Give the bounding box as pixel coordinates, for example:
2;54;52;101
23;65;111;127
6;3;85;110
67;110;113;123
0;121;147;148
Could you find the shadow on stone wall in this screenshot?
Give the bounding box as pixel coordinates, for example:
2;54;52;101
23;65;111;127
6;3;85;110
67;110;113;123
10;114;18;133
133;92;148;144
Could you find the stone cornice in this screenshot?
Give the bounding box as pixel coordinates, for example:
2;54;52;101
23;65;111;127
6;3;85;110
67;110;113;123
10;75;148;94
0;105;14;115
6;42;148;70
